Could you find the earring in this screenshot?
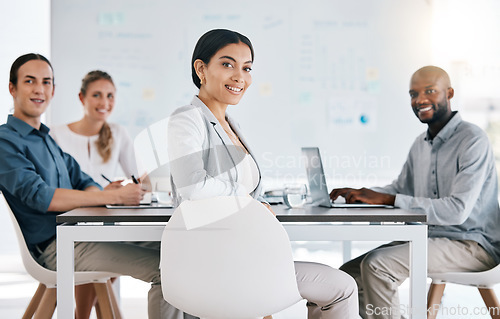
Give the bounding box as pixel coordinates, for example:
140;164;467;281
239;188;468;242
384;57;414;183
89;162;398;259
200;77;204;85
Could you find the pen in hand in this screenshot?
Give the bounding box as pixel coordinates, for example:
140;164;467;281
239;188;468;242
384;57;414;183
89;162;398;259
101;174;113;183
131;175;139;184
101;174;124;190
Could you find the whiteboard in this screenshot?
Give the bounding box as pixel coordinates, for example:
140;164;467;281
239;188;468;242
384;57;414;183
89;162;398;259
50;0;432;187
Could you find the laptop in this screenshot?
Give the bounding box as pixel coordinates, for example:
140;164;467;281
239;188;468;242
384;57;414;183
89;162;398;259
302;147;393;208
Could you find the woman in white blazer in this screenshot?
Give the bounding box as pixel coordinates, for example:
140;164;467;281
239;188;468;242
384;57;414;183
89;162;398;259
168;29;359;319
168;97;263;206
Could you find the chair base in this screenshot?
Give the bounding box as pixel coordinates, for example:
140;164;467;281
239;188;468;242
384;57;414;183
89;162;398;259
22;280;122;319
479;288;500;319
23;283;46;319
427;283;445;319
427;283;500;319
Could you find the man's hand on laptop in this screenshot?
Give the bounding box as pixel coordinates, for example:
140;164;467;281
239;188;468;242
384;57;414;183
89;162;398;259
330;188;395;206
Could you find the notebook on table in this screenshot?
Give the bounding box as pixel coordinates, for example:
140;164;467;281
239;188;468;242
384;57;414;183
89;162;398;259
105;190;174;209
105;203;173;209
301;147;393;208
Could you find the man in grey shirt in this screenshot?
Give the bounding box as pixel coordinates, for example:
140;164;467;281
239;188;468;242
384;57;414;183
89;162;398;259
330;66;500;319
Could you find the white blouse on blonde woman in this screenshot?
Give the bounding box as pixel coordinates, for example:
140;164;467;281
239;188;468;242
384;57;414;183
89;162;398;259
50;122;138;188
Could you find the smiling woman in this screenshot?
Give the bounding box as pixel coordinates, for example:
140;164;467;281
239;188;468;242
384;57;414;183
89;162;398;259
49;70;139;318
166;29;359;319
50;70;138;189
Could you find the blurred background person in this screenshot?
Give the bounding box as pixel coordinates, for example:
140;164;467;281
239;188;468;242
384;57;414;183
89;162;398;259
51;70;138;190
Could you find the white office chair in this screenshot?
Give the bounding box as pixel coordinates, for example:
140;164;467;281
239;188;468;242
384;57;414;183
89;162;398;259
427;268;500;319
1;193;122;319
160;196;302;319
133;117;171;197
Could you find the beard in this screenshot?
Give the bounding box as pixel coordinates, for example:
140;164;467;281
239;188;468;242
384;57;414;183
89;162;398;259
414;100;449;124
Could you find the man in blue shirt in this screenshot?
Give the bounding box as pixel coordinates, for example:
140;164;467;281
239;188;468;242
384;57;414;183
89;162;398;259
0;53;183;319
330;66;500;319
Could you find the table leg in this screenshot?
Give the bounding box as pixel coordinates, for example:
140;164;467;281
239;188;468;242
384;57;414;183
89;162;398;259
57;225;75;319
408;225;428;319
284;224;428;319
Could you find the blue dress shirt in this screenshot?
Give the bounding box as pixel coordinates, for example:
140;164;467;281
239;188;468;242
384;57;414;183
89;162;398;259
0;115;100;250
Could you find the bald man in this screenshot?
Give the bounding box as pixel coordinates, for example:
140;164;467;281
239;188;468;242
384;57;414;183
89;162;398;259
330;66;500;319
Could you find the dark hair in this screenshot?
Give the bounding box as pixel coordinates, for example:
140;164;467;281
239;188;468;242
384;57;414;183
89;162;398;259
191;29;254;89
9;53;54;86
81;70;115;163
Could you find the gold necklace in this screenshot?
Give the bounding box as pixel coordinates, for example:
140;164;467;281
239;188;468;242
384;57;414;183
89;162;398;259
223;126;239;141
223;126;248;152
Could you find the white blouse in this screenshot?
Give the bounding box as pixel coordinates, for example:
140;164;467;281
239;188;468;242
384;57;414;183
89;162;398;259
50;123;138;187
235;153;260;195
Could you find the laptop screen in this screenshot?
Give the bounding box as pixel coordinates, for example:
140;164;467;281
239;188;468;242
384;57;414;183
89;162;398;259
302;147;331;206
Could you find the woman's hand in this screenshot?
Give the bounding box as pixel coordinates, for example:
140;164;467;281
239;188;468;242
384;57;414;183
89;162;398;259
138;173;152;192
261;202;276;216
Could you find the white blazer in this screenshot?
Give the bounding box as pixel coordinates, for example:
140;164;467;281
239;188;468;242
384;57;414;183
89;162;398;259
168;96;263;206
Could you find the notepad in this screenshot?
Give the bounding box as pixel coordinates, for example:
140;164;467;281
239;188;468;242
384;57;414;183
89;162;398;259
106;203;173;209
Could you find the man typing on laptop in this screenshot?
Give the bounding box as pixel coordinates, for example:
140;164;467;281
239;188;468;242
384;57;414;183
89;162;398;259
302;147;392;208
329;66;500;319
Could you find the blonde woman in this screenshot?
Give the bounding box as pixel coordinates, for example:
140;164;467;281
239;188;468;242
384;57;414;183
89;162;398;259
50;70;138;318
51;70;137;189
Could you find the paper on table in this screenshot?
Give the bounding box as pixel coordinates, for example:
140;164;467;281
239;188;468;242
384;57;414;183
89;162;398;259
140;192;152;205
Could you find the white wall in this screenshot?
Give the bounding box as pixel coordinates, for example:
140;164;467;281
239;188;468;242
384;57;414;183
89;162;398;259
49;0;432;187
48;0;500;190
431;0;500;128
0;0;50;125
0;0;50;256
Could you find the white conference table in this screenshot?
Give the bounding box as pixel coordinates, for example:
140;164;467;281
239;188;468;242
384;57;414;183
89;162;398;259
57;205;427;318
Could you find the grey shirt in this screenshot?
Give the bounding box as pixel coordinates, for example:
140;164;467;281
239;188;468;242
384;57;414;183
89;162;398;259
374;112;500;263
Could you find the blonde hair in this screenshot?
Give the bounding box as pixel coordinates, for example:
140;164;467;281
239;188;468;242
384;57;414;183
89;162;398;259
81;70;115;163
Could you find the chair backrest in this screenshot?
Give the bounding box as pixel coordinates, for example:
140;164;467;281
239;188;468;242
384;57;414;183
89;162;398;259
429;265;500;288
1;192;118;287
160;196;302;319
0;192;58;287
133;117;171;194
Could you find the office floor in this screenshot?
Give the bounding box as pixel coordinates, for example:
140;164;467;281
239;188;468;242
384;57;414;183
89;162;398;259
0;241;496;319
